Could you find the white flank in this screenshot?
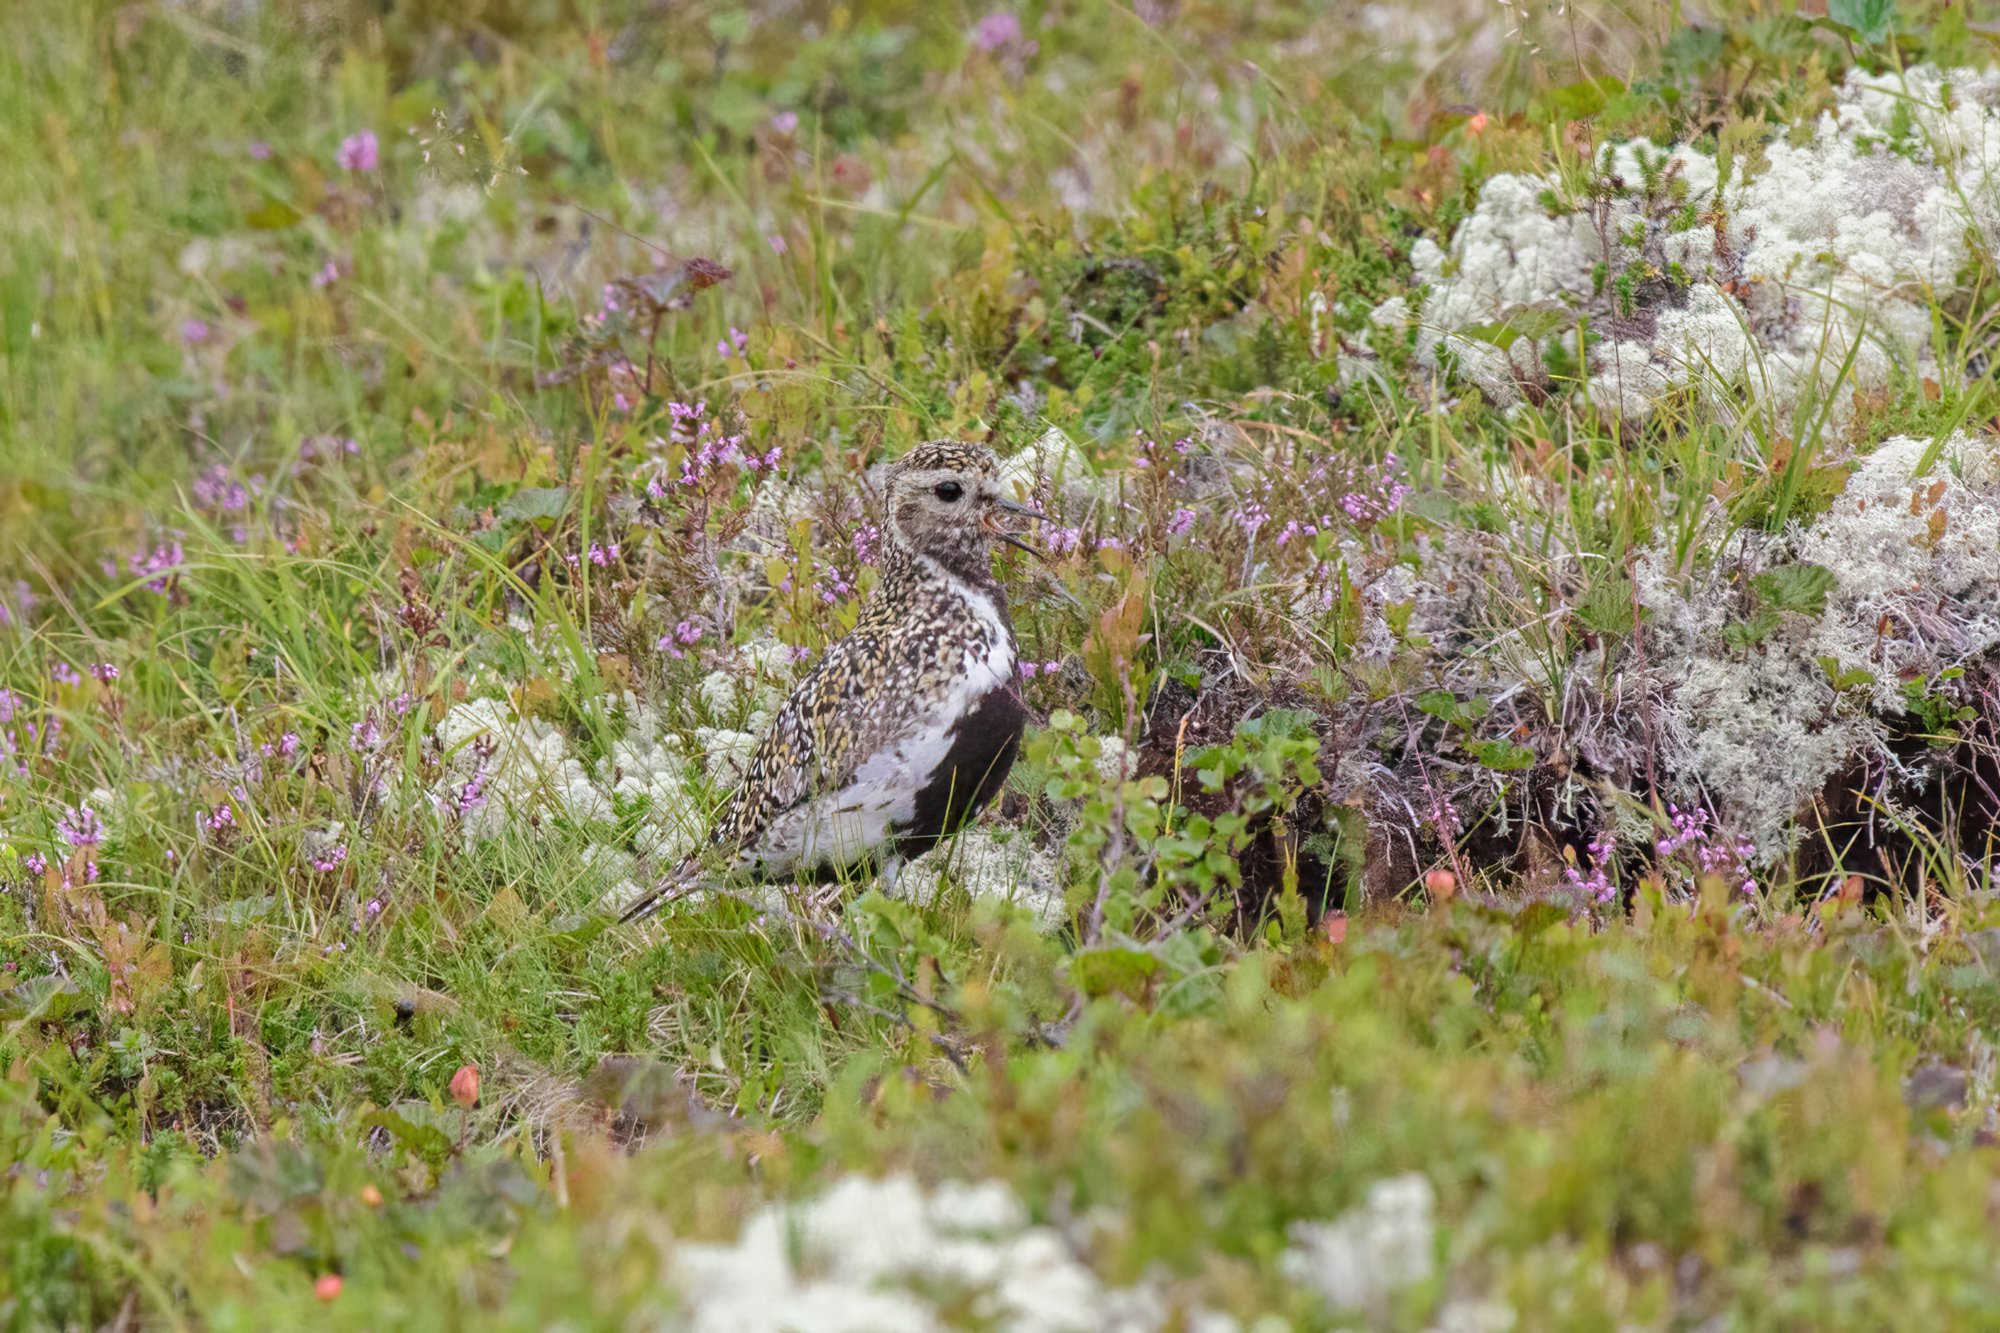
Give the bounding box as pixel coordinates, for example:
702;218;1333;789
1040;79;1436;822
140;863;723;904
745;577;1016;878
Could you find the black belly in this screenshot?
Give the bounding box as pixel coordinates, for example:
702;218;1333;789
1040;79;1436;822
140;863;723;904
891;682;1029;859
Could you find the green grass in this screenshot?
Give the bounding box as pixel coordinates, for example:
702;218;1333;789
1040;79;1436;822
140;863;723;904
3;0;2000;1327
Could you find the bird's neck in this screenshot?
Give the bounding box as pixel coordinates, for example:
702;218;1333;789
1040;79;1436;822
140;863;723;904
879;535;1001;601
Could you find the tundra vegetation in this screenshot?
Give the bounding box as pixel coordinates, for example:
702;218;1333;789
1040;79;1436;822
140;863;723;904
4;1;2000;1327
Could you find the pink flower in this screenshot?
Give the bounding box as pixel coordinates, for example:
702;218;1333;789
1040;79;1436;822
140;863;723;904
90;663;118;683
852;523;881;566
182;319;211;345
973;12;1022;50
248;140;273;161
336;130;379;172
57;805;105;848
312;259;341;289
769;111;799;134
658;620;704;659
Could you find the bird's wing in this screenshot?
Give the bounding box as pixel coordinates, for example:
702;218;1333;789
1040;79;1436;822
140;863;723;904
619;634;891;924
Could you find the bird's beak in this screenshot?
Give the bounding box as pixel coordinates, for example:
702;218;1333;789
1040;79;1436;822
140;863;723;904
984;496;1047;556
993;496;1048;521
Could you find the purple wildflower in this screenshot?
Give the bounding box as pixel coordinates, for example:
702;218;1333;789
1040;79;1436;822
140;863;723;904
90;663;118;683
853;523;881;566
182;319;212;345
248;140;273;161
769;110;799;135
131;542;184;593
23;852;47;876
312;845;348;874
48;662;81;688
1565;833;1617;905
716;327;748;359
57;805;105;848
658;620;705;660
973;12;1022;50
336;130;379;172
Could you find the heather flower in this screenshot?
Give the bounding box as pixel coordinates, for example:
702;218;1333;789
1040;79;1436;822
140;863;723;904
90;663;118;683
57;805;105;848
1046;527;1083;555
1564;833;1616;905
336;130;379;172
311;845;348;873
717;327;748;359
22;852;46;876
1167;507;1197;537
202;804;235;833
193;464;251;513
350;716;384;753
48;662;81;688
131;542;184;593
973;12;1022;50
1234;502;1270;537
659;620;705;660
853;523;881;566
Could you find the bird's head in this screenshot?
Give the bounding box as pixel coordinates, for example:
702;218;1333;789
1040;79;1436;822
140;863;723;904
882;441;1044;579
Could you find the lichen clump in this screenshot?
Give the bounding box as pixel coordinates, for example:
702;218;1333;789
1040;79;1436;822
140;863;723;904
1388;66;2000;436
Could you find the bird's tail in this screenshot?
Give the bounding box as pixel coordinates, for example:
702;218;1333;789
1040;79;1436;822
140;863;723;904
618;855;703;925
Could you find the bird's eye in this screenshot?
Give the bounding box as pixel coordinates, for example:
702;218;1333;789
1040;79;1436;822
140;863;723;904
934;481;964;503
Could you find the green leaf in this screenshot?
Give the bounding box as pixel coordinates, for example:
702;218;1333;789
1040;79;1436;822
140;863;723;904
0;975;91;1023
497;486;570;526
1466;738;1537;771
1753;562;1836;618
1721;609;1782;651
364;1108;455;1168
1417;689;1461;722
1236;708;1319;743
1532;76;1626;122
1067;947;1162;1002
1826;0;1896;44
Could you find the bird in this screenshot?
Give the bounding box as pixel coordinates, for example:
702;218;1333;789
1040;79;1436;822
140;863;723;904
620;440;1044;923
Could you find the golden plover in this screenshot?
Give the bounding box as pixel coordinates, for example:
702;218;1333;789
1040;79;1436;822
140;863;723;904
621;441;1042;922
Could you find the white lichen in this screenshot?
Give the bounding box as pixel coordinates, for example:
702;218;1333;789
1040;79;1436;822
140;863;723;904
1639;431;2000;855
1396;66;2000;437
1278;1173;1437;1315
670;1174;1228;1333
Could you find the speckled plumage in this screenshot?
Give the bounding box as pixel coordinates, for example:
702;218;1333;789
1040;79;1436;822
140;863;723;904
621;442;1035;922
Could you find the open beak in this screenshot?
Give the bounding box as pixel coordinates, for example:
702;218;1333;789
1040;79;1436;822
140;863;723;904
984;496;1047;556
